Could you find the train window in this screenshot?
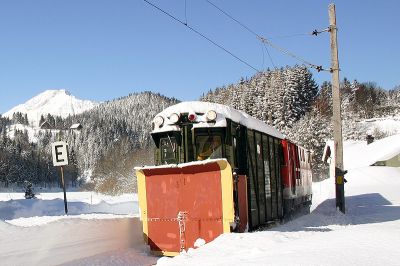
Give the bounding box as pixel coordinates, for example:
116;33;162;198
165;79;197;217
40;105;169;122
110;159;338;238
269;137;278;219
275;138;283;218
195;135;222;160
262;135;272;222
255;132;266;224
247;130;259;228
160;137;178;164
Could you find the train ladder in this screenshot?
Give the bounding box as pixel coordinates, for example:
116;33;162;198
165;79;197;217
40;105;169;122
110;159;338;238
177;211;188;252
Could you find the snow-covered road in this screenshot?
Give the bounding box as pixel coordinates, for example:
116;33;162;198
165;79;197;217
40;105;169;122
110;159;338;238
0;217;157;265
0;193;157;265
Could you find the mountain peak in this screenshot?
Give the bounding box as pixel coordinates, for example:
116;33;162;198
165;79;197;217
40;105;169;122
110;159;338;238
3;89;97;126
40;89;72;97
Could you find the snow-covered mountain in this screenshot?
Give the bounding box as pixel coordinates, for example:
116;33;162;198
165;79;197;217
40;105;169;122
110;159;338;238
3;89;98;126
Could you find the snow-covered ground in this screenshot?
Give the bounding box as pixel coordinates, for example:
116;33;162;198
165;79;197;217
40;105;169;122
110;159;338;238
1;135;400;265
0;192;158;265
358;116;400;136
0;192;138;226
157;166;400;266
157;135;400;266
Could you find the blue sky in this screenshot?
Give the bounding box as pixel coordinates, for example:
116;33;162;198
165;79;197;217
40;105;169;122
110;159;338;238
1;0;399;114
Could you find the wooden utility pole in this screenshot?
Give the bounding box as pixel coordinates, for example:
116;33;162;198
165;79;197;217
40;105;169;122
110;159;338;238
329;3;345;213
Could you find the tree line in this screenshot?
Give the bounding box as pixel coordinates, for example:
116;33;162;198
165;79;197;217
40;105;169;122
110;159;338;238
1;67;399;191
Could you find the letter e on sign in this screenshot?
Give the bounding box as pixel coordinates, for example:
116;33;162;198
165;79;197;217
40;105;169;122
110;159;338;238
51;141;69;166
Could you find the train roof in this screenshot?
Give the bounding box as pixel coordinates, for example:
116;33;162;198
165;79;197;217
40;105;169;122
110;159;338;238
152;101;285;139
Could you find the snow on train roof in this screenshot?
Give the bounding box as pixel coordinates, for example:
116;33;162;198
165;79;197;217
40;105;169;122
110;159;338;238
152;101;285;139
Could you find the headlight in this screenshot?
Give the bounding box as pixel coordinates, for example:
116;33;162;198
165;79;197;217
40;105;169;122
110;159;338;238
154;116;164;127
170;113;180;123
188;113;197;122
206;110;217;121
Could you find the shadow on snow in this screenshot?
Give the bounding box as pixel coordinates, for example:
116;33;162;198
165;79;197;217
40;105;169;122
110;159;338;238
273;193;400;233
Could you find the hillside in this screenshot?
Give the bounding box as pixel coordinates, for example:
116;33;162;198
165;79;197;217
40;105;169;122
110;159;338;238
62;91;179;193
0;91;179;193
202;69;400;179
1;68;399;191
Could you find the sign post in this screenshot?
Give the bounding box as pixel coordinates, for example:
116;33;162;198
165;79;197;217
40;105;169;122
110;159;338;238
51;141;69;214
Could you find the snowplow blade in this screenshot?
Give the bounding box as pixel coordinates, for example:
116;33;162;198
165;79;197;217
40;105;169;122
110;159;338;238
136;159;234;256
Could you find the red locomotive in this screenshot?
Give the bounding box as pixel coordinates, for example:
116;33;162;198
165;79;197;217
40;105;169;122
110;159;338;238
136;102;312;256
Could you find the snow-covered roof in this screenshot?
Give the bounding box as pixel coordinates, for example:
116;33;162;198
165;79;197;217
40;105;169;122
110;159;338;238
135;158;227;170
324;134;400;169
152;101;284;139
40;121;51;128
70;123;82;129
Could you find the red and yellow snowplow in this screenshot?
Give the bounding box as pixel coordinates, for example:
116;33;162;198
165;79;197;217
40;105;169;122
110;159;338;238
136;159;235;256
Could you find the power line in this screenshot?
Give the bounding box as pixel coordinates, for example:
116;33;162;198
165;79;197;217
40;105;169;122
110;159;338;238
263;44;277;69
206;0;259;37
260;42;265;70
143;0;260;72
270;33;310;39
206;0;275;70
258;36;324;71
206;0;276;70
205;0;328;72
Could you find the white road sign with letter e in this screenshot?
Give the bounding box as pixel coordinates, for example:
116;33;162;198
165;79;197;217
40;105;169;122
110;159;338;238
51;141;69;166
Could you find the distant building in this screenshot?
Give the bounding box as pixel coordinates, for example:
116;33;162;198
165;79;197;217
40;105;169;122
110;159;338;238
70;123;83;130
372;153;400;167
323;135;400;171
40;121;52;129
322;140;335;179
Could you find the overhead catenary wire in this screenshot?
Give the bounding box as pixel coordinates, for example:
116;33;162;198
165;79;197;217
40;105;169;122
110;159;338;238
258;36;324;71
143;0;260;72
260;42;265;70
205;0;328;72
269;33;310;39
206;0;276;70
263;44;277;70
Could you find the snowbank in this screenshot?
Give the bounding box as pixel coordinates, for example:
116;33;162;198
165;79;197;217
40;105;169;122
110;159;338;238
0;216;157;266
0;192;138;226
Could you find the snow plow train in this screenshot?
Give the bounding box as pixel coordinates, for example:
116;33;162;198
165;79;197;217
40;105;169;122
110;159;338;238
136;102;312;256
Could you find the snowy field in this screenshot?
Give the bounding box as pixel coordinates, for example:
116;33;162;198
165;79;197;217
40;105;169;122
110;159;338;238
0;192;158;265
1;135;400;265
